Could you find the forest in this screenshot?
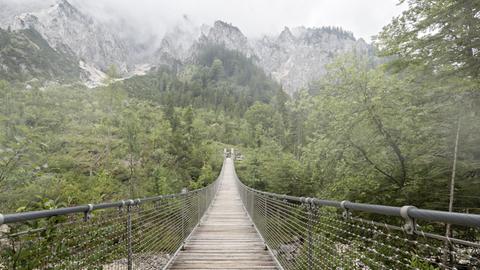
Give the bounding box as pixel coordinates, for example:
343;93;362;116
0;0;479;217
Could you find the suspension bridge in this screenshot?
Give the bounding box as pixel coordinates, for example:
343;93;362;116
0;150;479;269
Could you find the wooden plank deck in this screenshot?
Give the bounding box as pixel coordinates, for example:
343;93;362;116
168;158;278;269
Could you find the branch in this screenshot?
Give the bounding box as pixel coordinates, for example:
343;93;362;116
369;110;407;187
349;139;403;188
0;148;24;183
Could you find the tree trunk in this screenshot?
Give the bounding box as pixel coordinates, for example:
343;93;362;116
443;117;461;267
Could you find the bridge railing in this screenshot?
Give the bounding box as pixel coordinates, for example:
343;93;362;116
0;162;224;270
233;165;480;269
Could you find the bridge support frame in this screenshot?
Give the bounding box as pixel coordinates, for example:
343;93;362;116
126;203;133;270
305;198;317;270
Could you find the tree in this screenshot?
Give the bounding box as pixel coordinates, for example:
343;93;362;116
0;80;15;139
376;0;480;211
98;66;126;170
121;109;140;198
245;102;284;147
377;0;480;79
209;58;225;81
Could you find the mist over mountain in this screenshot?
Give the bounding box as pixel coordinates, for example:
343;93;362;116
0;0;375;93
0;0;55;27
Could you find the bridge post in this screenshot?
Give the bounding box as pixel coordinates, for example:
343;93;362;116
198;191;201;222
126;203;133;270
181;188;187;250
250;191;254;220
263;194;268;250
306;198;316;270
205;187;209;212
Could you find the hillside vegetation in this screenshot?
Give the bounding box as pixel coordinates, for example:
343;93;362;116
0;45;278;212
0;28;81;82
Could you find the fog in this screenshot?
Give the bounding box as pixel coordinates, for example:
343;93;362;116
0;0;55;26
1;0;406;42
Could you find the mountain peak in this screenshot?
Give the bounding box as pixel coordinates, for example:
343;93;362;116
57;0;72;6
209;20;247;42
205;20;251;56
302;26;356;43
213;20;235;28
55;0;83;18
212;20;244;35
278;26;295;43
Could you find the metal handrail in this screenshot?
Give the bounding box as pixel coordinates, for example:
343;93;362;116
236;180;480;228
0;185;215;225
0;159;226;270
233;159;480;269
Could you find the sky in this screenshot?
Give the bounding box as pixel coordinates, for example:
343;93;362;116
71;0;406;42
1;0;406;42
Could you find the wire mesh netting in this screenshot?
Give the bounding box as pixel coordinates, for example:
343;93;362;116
236;178;480;269
0;181;219;270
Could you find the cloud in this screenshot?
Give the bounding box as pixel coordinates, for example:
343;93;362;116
0;0;55;26
2;0;406;42
69;0;405;42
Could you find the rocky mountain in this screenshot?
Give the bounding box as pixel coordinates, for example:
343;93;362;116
0;0;55;28
154;15;206;70
10;0;138;74
191;21;374;94
0;0;375;93
0;27;81;82
200;21;254;58
253;26;373;94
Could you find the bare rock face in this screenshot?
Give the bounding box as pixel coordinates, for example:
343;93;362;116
203;21;254;57
195;22;375;94
154;16;206;68
10;0;134;74
252;26;373;94
153;19;255;67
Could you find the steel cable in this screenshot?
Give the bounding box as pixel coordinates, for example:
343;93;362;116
235;167;480;270
0;174;220;270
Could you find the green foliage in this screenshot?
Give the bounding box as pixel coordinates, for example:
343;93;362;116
120;44;279;116
209;58;225;81
0;28;81;82
244;102;284;147
0;81;224;213
377;0;480;79
0;197;70;269
190;163;214;190
411;257;439;270
235;52;479;214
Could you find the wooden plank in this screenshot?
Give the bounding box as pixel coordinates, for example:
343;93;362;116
168;158;278;270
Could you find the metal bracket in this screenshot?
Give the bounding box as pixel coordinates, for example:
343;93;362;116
118;200;126;212
84;204;93;221
306;198;316;210
340;200;351;220
282;194;288;204
400;205;417;234
127;199;135;205
300;197;306;205
134;199;141;209
301;197;318;216
300;197;309;212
